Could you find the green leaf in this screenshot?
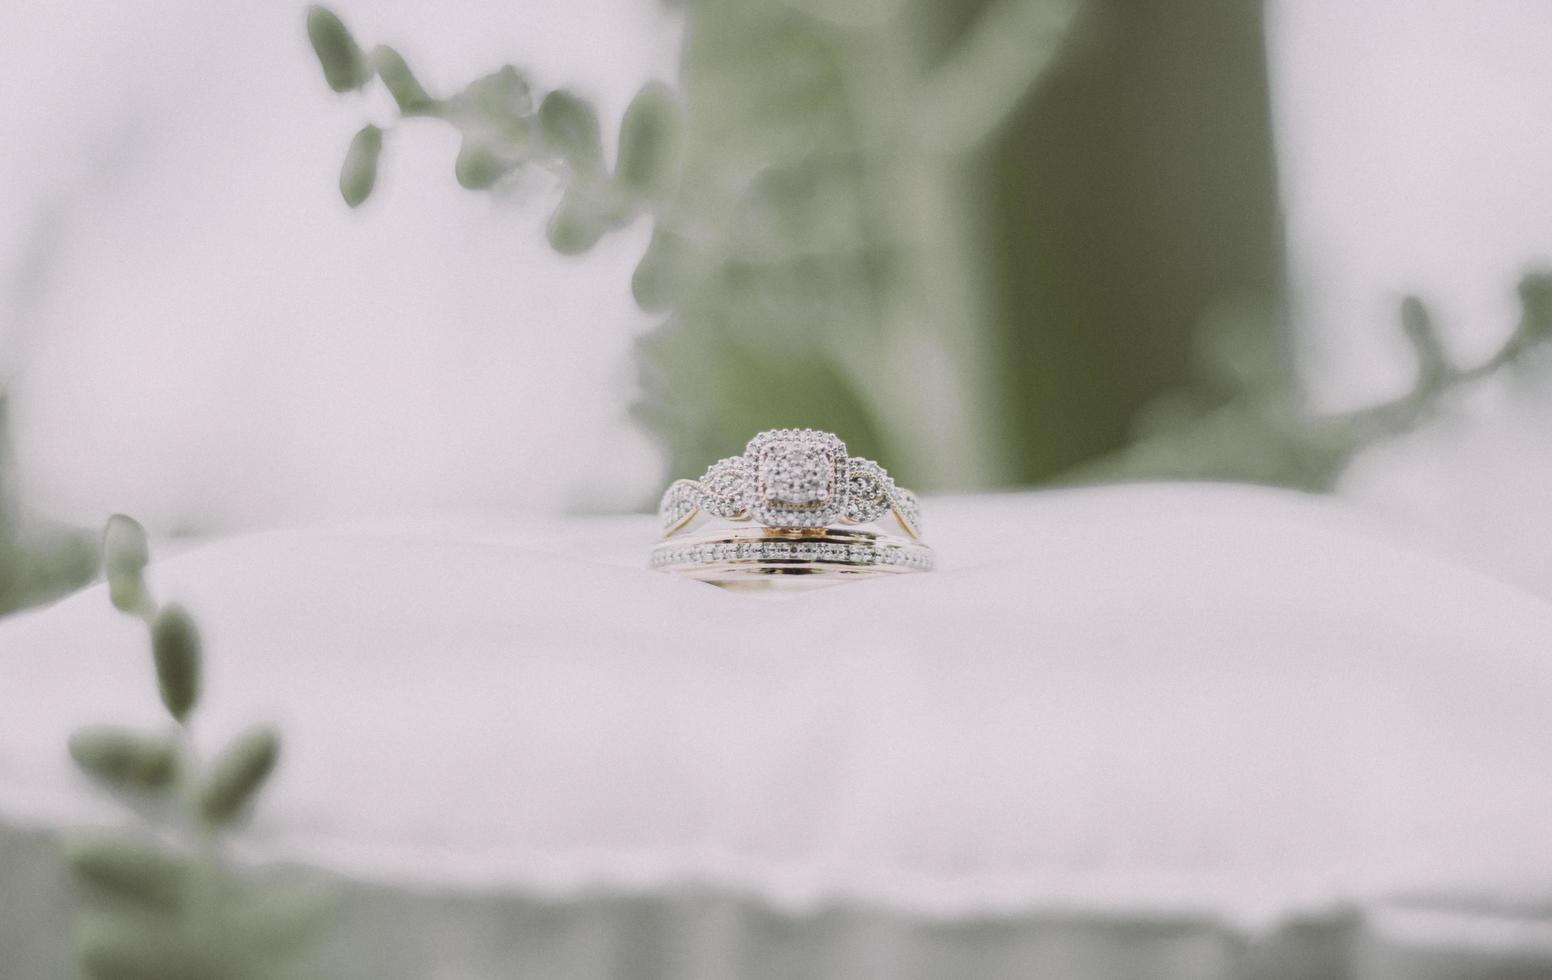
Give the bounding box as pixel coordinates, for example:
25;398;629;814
101;515;150;615
339;124;383;208
1519;270;1552;341
200;726;280;825
464;65;533;123
149;606;201;723
1400;295;1447;390
65;838;190;912
546;189;609;255
68;727;178;792
631;227;691;313
454;136;514;190
306;5;368;93
615;82;684;202
371;45;433;114
538;89;603;174
74;913;208;980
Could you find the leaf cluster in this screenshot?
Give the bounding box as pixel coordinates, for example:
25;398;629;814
1099;270;1552;489
307;4;685;261
65;516;301;980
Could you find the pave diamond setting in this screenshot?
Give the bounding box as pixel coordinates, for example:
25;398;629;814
764;447;830;503
656;428;924;538
842;458;892;524
747;429;847;528
700;456;751;519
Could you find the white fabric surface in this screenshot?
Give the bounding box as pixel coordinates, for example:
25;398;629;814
2;484;1552;977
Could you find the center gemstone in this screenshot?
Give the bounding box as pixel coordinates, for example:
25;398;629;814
763;446;832;504
745;429;847;528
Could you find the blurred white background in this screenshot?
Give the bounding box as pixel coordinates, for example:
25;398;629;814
1269;0;1552;597
0;0;678;532
1270;0;1552;404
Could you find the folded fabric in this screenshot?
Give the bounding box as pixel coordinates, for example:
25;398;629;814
2;484;1549;979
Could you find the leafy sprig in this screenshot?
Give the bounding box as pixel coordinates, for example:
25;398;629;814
304;4;1545;494
1096;271;1552;489
306;5;684;260
64;515;321;980
302;3;1088;483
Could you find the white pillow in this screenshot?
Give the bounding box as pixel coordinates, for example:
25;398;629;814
2;484;1550;978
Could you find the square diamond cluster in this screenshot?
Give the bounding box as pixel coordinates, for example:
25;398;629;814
746;429;847;528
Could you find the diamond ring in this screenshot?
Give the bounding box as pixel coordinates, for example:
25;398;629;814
654;429;932;584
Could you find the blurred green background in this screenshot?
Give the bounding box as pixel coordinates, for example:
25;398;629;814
632;0;1285;488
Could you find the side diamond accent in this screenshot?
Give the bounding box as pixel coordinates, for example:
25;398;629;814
698;456;751;519
842;458;893;524
889;487;923;537
659;480;701;533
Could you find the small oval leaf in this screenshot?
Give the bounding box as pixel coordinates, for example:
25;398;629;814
1520;270;1552;340
454;136;513;190
101;515;150;614
372;45;433;114
69;727;178;792
75;912;205;980
305;5;367;94
1400;295;1447;390
546;190;610;256
149;605;201;723
615;82;683;202
339;124;383;208
539;89;603;174
66;837;190;911
200;726;281;825
465;65;533;122
631;227;691;313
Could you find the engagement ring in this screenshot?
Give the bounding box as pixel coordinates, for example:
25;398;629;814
653;429;933;585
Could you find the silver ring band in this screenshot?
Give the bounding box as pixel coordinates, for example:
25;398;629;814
651;526;934;584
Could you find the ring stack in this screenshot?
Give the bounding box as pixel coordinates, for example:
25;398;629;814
653;429;933;586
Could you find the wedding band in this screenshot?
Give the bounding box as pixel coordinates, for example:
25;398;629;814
651;527;934;583
653;429;932;584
